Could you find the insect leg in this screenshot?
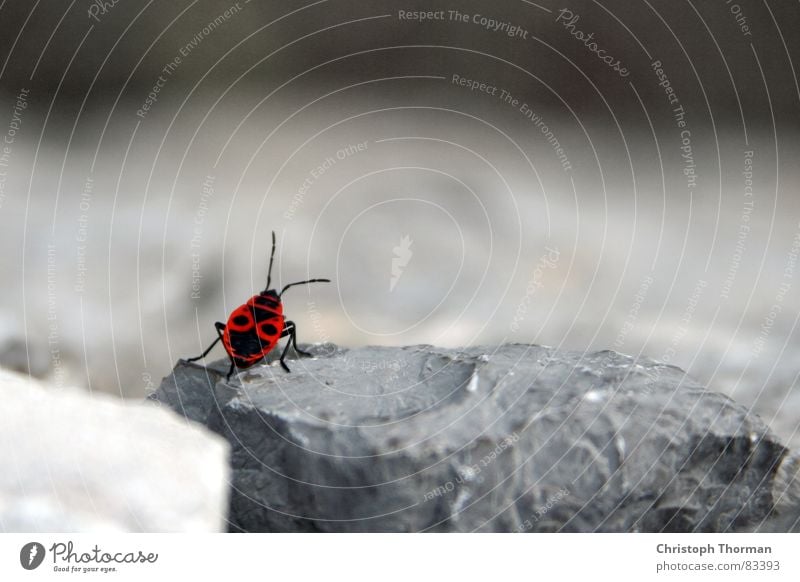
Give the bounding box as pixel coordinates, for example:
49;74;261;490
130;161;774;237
278;336;293;373
282;320;312;357
213;321;239;381
186;321;226;362
276;320;310;372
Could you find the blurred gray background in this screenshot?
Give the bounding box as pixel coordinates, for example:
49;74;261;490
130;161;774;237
1;1;799;447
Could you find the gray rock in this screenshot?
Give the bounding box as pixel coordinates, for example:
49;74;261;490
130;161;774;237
154;343;796;532
0;368;230;532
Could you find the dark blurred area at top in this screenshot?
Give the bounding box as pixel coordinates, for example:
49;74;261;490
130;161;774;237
0;0;798;131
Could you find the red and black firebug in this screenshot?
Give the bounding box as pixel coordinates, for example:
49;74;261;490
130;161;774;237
187;231;330;379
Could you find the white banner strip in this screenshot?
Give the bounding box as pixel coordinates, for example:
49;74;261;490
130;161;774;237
1;533;797;581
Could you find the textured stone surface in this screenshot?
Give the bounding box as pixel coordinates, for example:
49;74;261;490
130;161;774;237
0;369;230;532
155;343;797;532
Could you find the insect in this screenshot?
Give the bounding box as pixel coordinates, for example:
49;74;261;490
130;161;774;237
187;231;330;380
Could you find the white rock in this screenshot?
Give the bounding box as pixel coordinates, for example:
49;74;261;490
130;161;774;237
0;369;230;532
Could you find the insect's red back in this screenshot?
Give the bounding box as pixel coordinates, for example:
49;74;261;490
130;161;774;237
222;291;285;367
186;231;330;379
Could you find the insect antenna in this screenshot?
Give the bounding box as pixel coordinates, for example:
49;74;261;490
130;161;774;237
264;230;277;292
279;279;331;297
